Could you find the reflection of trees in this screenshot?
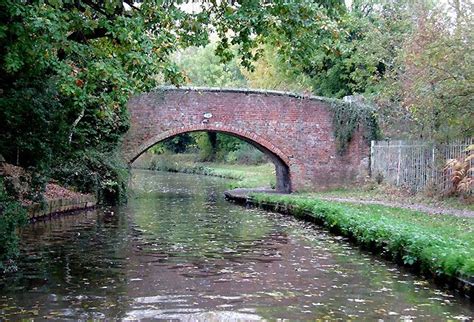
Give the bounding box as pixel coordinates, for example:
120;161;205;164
129;171;275;262
1;209;131;316
2;170;466;320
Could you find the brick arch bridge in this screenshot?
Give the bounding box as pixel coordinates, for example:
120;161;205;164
122;87;370;193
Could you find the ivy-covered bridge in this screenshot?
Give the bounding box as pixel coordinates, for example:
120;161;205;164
121;87;371;193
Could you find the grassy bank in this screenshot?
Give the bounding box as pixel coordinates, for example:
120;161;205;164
133;153;275;189
193;163;275;189
302;186;474;212
135;152;473;212
250;193;474;286
163;163;276;189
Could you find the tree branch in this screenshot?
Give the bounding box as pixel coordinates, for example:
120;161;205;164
68;107;85;144
67;27;110;43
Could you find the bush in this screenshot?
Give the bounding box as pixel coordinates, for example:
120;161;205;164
0;177;28;271
51;150;128;204
225;144;267;165
444;144;473;196
149;152;178;172
196;133;215;162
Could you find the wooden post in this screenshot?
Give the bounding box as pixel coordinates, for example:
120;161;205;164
370;140;375;177
396;143;402;186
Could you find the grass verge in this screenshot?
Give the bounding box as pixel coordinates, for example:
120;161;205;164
195;163;275;189
302;185;474;212
161;163;275;189
250;193;474;287
133;153;276;189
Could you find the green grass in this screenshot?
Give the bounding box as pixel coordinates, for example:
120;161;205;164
133;152;275;189
301;185;474;212
201;163;275;189
251;193;474;282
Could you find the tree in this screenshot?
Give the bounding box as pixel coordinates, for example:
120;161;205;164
241;43;313;93
0;0;210;200
175;43;247;87
395;1;474;140
261;1;412;98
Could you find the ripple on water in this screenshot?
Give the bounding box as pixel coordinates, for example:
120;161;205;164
0;171;472;320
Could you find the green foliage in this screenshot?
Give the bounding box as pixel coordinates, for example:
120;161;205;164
262;1;412;98
329;99;380;153
225;144;267;165
51;150;129;204
240;44;313;93
208;0;345;71
216;133;242;154
251;193;474;280
0;78;68;170
0;0;210;202
391;1;474;140
161;134;195;154
175;43;247;87
195;132;215;162
0;178;28;270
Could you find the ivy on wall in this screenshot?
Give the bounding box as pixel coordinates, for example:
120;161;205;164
329;99;380;154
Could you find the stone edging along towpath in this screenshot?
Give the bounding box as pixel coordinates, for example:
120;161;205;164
223;188;473;298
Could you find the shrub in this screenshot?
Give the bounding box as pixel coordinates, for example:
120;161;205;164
51;150;128;204
196;133;215;162
444;144;473;196
149;153;178;172
0;177;28;271
225;144;267;165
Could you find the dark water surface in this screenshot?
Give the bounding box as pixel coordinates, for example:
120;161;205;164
1;170;472;320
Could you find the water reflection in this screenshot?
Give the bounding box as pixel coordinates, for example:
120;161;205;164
0;170;472;320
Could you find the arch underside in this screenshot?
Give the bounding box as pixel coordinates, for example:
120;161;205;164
128;125;291;193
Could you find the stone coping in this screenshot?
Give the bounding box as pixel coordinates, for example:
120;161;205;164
28;195;97;219
153;86;340;104
223;188;473;297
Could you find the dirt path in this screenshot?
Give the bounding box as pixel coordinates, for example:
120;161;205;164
316;197;474;218
225;188;474;218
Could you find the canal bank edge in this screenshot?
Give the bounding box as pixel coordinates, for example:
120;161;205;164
1;162;98;221
27;195;97;221
224;189;473;299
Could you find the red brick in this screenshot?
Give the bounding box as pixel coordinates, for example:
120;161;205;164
122;88;369;192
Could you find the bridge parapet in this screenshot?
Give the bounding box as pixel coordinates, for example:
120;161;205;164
122;87;370;192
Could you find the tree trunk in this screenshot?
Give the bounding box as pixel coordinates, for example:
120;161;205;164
207;132;218;161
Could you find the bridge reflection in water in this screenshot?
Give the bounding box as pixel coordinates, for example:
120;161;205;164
0;170;472;320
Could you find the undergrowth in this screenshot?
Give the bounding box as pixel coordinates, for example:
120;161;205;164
0;178;28;271
52;150;129;204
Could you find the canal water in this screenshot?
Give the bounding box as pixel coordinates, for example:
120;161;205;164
0;170;472;320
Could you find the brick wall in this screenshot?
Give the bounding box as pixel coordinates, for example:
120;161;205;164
122;87;369;192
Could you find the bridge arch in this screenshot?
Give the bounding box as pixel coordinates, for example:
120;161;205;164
122;87;370;192
129;124;292;192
